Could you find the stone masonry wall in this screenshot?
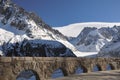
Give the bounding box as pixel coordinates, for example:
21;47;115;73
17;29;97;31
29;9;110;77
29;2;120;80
0;57;120;80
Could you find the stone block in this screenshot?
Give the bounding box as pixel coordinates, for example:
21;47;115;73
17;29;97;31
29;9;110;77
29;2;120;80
0;57;12;62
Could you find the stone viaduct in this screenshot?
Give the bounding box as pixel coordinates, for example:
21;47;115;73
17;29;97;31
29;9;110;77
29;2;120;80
0;57;120;80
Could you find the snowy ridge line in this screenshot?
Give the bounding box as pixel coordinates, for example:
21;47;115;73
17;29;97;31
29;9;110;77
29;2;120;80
54;22;120;37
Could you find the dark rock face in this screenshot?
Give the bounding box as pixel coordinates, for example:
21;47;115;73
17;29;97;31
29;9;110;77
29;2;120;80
76;27;97;45
98;34;120;57
75;27;115;46
2;39;76;57
98;27;115;39
98;45;120;57
98;26;120;57
69;25;120;54
0;0;28;29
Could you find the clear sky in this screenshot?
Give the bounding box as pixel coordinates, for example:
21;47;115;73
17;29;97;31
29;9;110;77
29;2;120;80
12;0;120;27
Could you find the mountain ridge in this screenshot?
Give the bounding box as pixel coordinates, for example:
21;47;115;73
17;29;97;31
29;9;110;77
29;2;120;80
55;22;120;57
55;22;120;37
0;0;76;57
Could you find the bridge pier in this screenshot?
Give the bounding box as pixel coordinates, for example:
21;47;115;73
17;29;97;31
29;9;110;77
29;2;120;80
0;63;16;80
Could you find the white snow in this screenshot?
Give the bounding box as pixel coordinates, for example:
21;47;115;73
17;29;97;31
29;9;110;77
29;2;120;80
0;19;77;56
0;22;29;56
73;30;110;53
3;1;117;57
55;23;117;57
74;51;98;57
54;22;120;37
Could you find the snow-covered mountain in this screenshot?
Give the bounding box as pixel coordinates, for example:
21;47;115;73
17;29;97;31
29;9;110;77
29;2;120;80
0;0;76;57
55;22;120;37
1;0;120;57
55;22;120;57
71;27;117;52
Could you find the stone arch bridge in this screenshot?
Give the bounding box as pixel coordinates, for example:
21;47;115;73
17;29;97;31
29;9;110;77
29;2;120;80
0;57;120;80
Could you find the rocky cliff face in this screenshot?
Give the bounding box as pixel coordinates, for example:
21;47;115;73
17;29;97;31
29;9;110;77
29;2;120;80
69;25;120;55
3;39;75;57
0;0;76;57
98;31;120;57
75;27;97;46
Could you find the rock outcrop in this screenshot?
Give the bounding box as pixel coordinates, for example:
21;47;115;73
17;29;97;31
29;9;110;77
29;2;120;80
98;33;120;57
3;39;75;57
69;26;120;55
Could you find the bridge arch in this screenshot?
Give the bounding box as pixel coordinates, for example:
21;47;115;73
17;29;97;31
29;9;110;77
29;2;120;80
75;65;88;74
0;57;119;80
16;69;40;80
106;63;115;70
51;67;68;78
92;64;102;72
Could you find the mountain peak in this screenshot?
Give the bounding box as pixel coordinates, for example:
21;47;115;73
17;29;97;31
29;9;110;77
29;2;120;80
0;0;76;57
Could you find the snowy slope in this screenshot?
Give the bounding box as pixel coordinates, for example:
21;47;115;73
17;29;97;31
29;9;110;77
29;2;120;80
1;0;120;57
55;22;120;57
72;27;113;52
70;26;120;53
54;22;120;37
70;25;120;57
0;0;76;57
